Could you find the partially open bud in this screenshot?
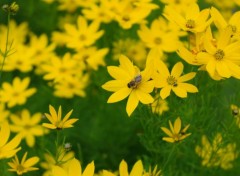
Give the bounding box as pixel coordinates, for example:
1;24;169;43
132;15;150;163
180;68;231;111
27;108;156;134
2;2;19;15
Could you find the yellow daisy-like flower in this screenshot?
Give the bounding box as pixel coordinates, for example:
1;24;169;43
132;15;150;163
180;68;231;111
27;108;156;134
102;51;155;116
0;77;36;108
102;160;143;176
42;105;78;130
10;109;46;147
0;121;21;159
154;61;198;99
164;3;211;33
161;117;191;143
143;165;162;176
151;95;169;115
8;152;39;175
52;158;94;176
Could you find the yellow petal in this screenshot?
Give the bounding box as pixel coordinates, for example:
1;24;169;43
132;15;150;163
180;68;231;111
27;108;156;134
82;161;95;176
138;80;154;93
178;72;196;83
160;86;171;99
206;59;216;77
171;62;183;78
107;87;131;103
107;66;130;80
210;7;227;29
136;90;154;104
217;27;232;49
161;127;173;137
49;105;58;122
172;87;187;98
162;137;175;143
0;121;10;147
24;157;39;167
102;170;115;176
42;123;57;129
130;160;143;176
174;117;181;134
119;160;128;176
126;91;139;116
62;109;73;123
179;83;198;93
119;55;135;77
52;166;68;176
186;3;199;20
102;80;127;92
216;61;231;78
204;27;216;54
229;11;240;25
177;46;201;65
156;60;170;77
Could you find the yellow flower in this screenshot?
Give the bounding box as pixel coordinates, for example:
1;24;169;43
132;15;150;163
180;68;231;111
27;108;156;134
230;104;240;128
143;165;162;176
163;3;211;33
0;103;10;124
138;17;181;54
154;61;198;99
0;121;21;159
211;7;240;40
151;95;169;115
102;52;155;116
195;134;238;170
42;105;78;130
161;117;191;143
52;158;95;176
196;27;240;79
8;152;39;175
10;109;46;147
0;77;36;107
102;160;143;176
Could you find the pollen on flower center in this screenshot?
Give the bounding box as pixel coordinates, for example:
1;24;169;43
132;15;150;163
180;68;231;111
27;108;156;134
154;37;162;45
214;49;225;60
186;19;196;29
17;165;25;172
167;76;178;86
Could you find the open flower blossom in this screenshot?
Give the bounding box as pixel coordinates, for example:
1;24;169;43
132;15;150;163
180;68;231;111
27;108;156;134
102;160;143;176
196;26;240;79
10;109;46;147
161;117;191;143
0;77;36;107
0;121;21;159
8;152;39;175
52;158;95;176
163;3;212;33
42;105;78;130
154;61;198;99
102;51;155;116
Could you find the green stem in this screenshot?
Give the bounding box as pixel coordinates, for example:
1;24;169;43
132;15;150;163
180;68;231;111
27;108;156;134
0;12;11;82
162;145;176;170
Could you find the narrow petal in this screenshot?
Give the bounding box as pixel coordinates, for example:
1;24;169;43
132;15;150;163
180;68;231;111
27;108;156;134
69;159;81;176
119;160;128;176
174;117;181;134
171;62;183;78
126;91;139;116
119;55;135;77
186;3;199;20
216;61;231;78
24;157;39;167
42;123;57;129
52;166;68;176
82;161;95;176
172;87;187;98
107;88;131;103
0;121;10;147
102;80;127;92
62;109;73;123
178;83;198;93
161;127;173;137
162;137;175;143
178;72;196;83
49;105;58;122
218;27;232;49
206;59;216;77
210;7;227;29
136;90;154;104
107;66;130;80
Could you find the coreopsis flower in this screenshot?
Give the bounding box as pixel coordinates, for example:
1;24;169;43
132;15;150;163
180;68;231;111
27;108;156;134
41;147;75;176
230;104;240;128
73;47;109;71
138;17;181;54
102;160;143;176
195;134;238;170
151;95;169;115
10;109;46;147
52;158;94;176
52;16;104;50
0;121;21;159
196;27;240;79
163;3;211;33
154;61;198;99
8;152;39;175
211;7;240;40
0;77;36;107
161;117;191;143
143;165;162;176
102;52;155;116
42;105;78;130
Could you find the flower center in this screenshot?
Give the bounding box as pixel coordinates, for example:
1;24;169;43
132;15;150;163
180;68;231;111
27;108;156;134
214;49;225;60
167;76;178;87
229;25;237;33
186;19;195;29
122;15;130;22
17;165;25;173
127;74;142;89
79;34;86;41
154;37;162;45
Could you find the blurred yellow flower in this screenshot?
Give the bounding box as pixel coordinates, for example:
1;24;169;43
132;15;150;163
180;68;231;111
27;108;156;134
10;109;46;147
230;104;240;128
195;133;238;170
102;51;155;116
154;61;198;99
151;95;169;115
52;158;95;176
102;160;143;176
0;77;36;108
164;3;211;33
0;121;21;159
8;152;39;175
161;117;191;143
42;105;78;130
0;103;10;124
143;165;162;176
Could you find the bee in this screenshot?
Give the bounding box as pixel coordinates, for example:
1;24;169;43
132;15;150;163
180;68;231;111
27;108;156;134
127;74;142;89
231;104;239;116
